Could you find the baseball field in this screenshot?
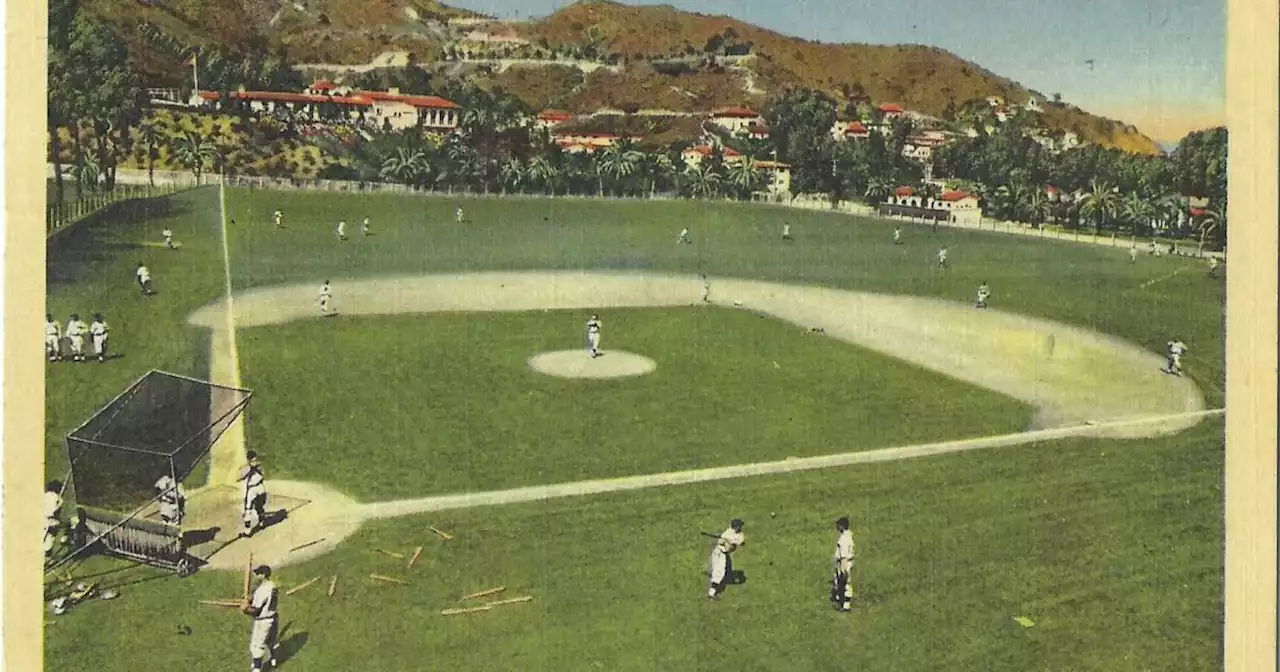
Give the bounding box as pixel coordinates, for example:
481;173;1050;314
43;187;1225;671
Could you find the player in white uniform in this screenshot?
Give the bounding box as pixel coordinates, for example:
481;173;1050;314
136;263;153;296
45;314;63;362
336;220;347;241
238;451;269;538
830;516;856;611
782;223;793;241
244;565;281;671
585;315;602;358
975;282;990;309
456;207;465;223
361;217;371;236
1149;240;1161;257
65;313;88;362
700;274;711;303
937;247;948;269
155;475;186;525
44;481;64;555
1208;256;1220;277
162;228;175;249
1165;340;1187;376
89;313;110;362
707;518;745;599
273;210;284;229
677;228;691;245
893;227;903;245
318;280;333;316
1129;243;1138;262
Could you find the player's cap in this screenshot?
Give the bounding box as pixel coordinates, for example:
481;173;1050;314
246;450;258;461
46;480;62;492
253;565;272;577
70;313;79;320
46;313;53;320
730;518;744;530
836;516;850;529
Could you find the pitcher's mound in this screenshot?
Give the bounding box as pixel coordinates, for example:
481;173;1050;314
528;350;657;379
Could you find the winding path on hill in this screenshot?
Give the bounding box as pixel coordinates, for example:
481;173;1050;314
183;271;1212;570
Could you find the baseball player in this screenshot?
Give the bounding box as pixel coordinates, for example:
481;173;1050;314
45;314;63;362
244;565;281;671
456;207;464;223
1208;256;1220;277
585;315;602;358
163;228;175;249
706;518;745;599
361;217;371;236
782;223;793;241
273;210;284;229
976;282;990;309
136;262;153;296
936;247;948;269
89;313;110;362
1165;339;1187;376
830;516;856;611
65;313;88;362
677;227;691;245
238;451;268;538
336;220;347;241
318;280;333;316
1129;243;1138;262
893;227;903;245
155;475;186;526
44;481;64;555
700;274;711;303
1149;240;1162;257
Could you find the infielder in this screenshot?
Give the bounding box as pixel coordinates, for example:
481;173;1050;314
336;220;347;241
937;247;948;269
45;314;63;362
585;315;602;358
44;481;64;555
361;217;371;236
238;451;268;538
976;282;990;309
782;223;793;241
456;207;465;223
136;262;153;296
273;210;284;229
830;517;857;611
65;313;88;362
318;280;333;316
1165;339;1187;376
677;227;691;244
89;313;110;363
155;475;186;526
163;228;175;249
706;519;745;599
244;565;281;671
893;227;903;245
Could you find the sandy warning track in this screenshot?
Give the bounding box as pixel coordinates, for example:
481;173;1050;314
185;271;1208;569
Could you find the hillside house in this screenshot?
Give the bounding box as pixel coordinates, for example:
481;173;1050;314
551;132;636;151
1023;98;1043;113
1061;131;1081;149
189;89;373;122
938;190;982;224
880;187;982;224
356;89;460;131
878;103;904;120
901;143;933;162
681;144;745;168
745;122;770;139
752;160;792;196
709;107;765;134
832;120;871;140
535;110;573;129
190;86;461;131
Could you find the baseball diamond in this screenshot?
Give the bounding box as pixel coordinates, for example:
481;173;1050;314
42;187;1225;672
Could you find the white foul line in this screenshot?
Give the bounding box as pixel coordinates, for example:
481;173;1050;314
358;408;1225;520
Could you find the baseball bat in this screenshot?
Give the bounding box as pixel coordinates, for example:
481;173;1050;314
408;546;423;568
462;586;506;600
485;596;533;607
327;575;338;597
699;532;724;540
429;526;453;540
285;577;321;596
370;574;410;585
442;605;491;616
289;538;326;553
242;553;252;605
375;549;405;559
200;599;245;608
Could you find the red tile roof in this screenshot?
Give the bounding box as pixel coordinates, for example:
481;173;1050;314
846;121;868;133
1189;207;1206;217
196;90;371;105
311;80;336;91
711;107;760;118
940;191;972;201
538;109;573;121
683;145;742;157
879;104;903;113
355;91;460;108
752;160;790;169
894;186;914;196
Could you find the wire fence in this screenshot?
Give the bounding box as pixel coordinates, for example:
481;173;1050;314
46;182;195;237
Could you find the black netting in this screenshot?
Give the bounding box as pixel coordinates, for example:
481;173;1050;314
66;371;251;513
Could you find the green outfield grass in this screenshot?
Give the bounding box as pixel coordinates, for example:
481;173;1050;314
237;308;1030;500
44;418;1223;672
43;186;1225;671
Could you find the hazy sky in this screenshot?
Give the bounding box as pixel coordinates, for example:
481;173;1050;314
450;0;1225;144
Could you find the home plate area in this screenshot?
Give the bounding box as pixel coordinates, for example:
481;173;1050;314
141;485;314;568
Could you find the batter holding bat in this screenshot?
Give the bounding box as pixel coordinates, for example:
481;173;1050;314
244;565;280;671
705;518;745;600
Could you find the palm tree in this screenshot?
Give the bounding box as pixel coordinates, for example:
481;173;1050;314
379;148;426;185
864;177;891;204
1121;192;1153;237
1197;201;1226;254
1026;190;1052;228
726;157;762;200
499;157;525;194
168;131;217;184
526;156;558;194
137;119;161;188
596;142;642;196
685;164;722;199
1078;178;1120;235
643;152;675;196
995;182;1028;222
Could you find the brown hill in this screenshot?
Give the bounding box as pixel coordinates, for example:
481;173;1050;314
512;0;1160;154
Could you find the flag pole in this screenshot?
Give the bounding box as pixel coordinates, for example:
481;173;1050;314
191;52;199;96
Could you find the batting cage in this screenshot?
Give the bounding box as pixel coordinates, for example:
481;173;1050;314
55;370;252;576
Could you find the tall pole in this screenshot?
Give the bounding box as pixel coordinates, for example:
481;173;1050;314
191;52;199;97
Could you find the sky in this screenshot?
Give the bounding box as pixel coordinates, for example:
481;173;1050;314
449;0;1225;145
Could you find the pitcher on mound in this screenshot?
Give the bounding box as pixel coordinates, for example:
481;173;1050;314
585;315;602;358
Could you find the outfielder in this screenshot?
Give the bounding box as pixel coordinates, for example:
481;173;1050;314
976;282;990;309
893;227;903;245
830;516;856;612
89;313;110;363
65;313;88;362
318;280;333;316
677;228;691;244
238;451;268;538
361;217;371;236
155;475;186;526
336;220;347;241
782;223;793;241
45;314;63;362
706;518;745;599
456;207;465;223
585;315;602;358
1165;339;1187;376
1128;244;1138;262
937;247;948;269
136;263;154;296
273;210;284;229
244;565;281;671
